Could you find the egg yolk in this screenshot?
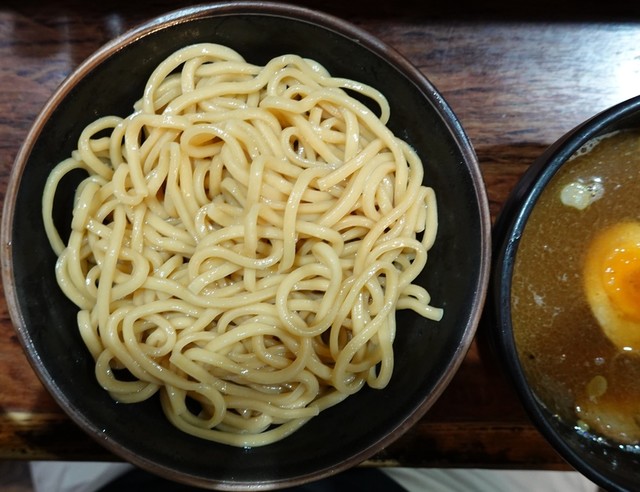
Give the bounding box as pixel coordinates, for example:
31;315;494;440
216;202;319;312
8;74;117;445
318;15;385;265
584;221;640;350
601;242;640;322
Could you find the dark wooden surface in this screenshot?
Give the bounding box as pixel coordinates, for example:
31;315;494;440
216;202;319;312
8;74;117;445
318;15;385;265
2;0;640;469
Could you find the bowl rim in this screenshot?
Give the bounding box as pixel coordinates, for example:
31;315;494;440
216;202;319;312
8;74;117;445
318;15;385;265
491;94;640;492
1;1;491;489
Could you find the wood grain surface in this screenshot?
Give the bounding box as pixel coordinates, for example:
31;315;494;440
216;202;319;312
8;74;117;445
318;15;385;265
2;0;640;470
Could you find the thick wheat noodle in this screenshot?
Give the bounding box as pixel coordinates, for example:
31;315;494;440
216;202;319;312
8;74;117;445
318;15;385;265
42;43;443;447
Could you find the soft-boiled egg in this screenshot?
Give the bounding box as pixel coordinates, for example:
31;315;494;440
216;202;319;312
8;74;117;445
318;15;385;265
576;393;640;444
583;221;640;351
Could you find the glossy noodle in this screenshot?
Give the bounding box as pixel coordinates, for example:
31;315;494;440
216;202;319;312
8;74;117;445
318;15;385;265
42;43;442;447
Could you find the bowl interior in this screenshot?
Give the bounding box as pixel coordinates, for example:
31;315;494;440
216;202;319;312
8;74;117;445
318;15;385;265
492;95;640;492
4;3;489;489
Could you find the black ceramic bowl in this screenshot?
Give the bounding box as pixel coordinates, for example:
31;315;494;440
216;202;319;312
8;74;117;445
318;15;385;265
2;2;490;489
492;95;640;492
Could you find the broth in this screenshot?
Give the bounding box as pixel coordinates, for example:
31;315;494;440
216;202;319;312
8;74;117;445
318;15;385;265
512;129;640;444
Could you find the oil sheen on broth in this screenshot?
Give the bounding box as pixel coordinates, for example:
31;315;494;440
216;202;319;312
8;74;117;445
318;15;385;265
512;129;640;445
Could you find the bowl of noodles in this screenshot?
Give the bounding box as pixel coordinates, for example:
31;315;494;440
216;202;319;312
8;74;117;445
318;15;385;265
492;95;640;492
2;2;490;489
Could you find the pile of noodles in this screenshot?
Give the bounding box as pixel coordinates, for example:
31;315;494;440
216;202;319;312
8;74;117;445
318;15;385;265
42;43;442;447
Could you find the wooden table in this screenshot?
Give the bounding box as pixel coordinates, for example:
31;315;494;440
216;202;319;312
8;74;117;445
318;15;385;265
2;0;640;470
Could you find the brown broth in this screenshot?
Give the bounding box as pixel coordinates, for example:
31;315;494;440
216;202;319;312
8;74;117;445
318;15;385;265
512;129;640;443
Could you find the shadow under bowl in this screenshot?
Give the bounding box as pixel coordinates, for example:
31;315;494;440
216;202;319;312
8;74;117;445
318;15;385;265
2;2;490;489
